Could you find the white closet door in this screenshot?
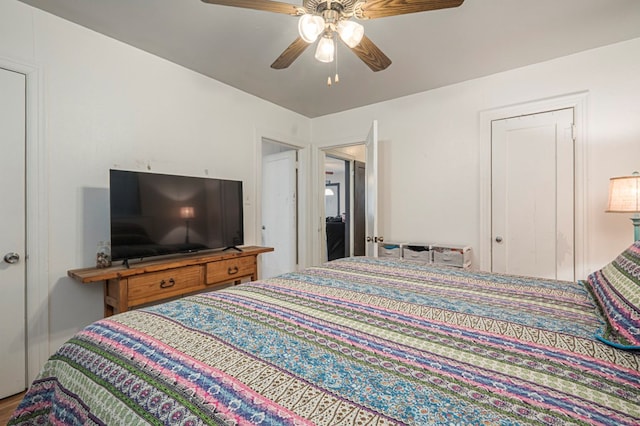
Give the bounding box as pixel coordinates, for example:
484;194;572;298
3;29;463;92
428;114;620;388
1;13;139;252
261;150;297;278
0;67;27;398
491;108;575;281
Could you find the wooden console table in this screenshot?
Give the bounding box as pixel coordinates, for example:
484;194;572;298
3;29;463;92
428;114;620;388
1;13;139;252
68;246;273;317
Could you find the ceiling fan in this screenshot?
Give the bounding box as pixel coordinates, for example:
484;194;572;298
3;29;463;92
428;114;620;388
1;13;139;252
201;0;465;72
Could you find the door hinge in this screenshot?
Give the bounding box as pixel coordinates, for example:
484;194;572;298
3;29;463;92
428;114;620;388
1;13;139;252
571;124;577;142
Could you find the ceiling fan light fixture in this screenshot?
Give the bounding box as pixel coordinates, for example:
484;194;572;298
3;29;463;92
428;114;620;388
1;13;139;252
298;14;325;43
336;20;364;48
315;35;335;63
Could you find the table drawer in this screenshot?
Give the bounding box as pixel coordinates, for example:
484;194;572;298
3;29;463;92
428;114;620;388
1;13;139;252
206;256;256;285
127;265;204;306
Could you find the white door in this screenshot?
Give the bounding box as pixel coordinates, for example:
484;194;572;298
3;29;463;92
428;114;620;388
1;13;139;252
0;67;27;398
365;120;379;257
261;150;297;279
491;108;574;280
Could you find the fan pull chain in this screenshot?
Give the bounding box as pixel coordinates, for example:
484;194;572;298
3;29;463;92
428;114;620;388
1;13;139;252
334;36;339;84
327;36;339;87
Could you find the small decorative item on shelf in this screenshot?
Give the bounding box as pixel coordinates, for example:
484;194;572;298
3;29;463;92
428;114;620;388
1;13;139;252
96;241;112;268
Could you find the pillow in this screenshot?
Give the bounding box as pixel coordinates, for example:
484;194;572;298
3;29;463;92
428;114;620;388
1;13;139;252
585;241;640;350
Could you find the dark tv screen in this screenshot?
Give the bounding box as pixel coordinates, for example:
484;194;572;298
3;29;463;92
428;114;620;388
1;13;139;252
109;169;244;262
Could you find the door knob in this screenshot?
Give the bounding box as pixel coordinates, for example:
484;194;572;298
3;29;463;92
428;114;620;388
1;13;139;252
495;236;503;243
3;252;20;264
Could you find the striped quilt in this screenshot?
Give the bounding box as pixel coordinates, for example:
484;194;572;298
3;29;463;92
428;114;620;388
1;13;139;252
10;257;640;425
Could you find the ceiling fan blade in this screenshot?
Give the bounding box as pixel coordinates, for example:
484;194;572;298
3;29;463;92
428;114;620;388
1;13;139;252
201;0;301;16
356;0;464;20
350;35;392;72
271;37;310;69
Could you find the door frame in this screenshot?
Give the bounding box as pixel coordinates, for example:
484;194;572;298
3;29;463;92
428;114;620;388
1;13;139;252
255;131;309;270
322;150;356;261
479;92;588;278
0;56;49;383
312;138;370;265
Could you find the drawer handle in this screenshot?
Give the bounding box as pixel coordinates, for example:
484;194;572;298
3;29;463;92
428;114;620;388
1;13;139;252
160;278;176;288
228;266;239;275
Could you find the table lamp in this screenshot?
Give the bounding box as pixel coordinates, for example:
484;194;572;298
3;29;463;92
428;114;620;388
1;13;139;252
180;206;195;243
606;172;640;241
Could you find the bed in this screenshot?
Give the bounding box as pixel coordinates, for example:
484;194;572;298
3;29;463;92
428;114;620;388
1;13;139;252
9;244;640;425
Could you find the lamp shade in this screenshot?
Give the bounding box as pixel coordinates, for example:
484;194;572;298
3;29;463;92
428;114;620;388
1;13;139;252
180;206;195;219
315;35;335;63
606;174;640;212
337;20;364;48
298;14;325;43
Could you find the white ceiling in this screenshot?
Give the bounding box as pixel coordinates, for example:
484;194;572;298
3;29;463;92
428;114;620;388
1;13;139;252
18;0;640;118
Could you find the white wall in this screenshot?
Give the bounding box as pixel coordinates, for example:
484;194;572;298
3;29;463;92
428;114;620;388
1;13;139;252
1;0;311;354
311;37;640;277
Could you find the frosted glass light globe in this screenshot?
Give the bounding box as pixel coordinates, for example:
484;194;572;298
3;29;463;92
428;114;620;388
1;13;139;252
337;20;364;48
315;36;335;63
298;14;325;43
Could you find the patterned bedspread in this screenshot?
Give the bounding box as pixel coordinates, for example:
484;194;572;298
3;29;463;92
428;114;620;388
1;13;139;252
10;257;640;425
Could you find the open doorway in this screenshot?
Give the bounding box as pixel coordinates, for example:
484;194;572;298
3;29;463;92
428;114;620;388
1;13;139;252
315;120;378;265
323;145;366;261
261;139;299;279
324;156;348;260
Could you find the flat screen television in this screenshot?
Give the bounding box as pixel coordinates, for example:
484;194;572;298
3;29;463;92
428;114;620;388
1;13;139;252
109;169;244;264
